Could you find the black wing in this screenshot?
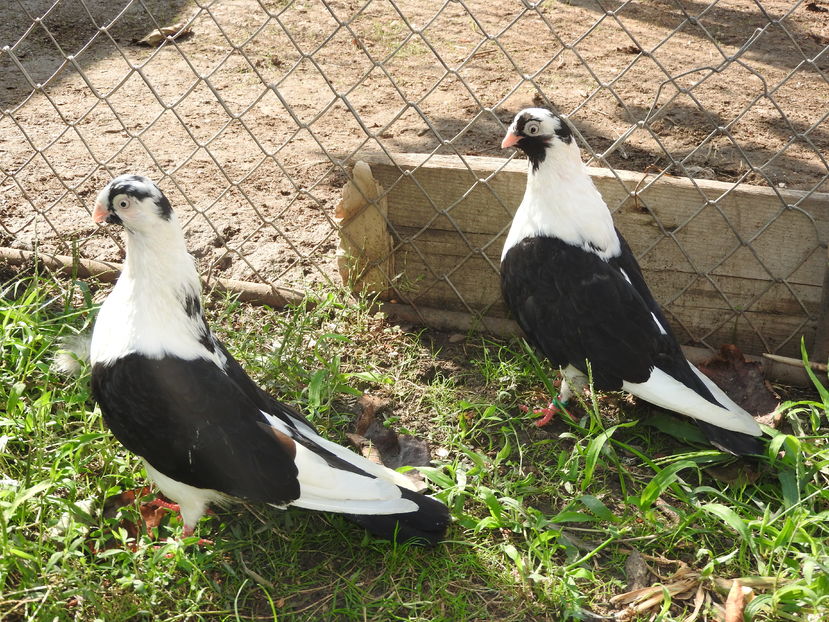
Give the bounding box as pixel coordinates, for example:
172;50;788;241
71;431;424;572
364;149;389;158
91;353;300;504
609;233;724;396
215;339;317;432
501;235;675;390
214;340;370;475
502;234;763;454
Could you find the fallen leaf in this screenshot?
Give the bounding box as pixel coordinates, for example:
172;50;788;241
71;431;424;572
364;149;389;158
616;44;642;54
102;486;152;519
95;487;174;551
724;579;745;622
806;2;828;12
135;22;193;47
754;409;784;428
361;419;400;456
353;394;433;490
654;497;681;526
140;501;168;530
684;584;706;622
698;344;779;416
355;394;388;435
713;576;780;593
624;548;652;592
346;432;384;465
705;463;760;485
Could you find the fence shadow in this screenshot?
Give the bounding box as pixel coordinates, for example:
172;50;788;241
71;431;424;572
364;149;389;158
0;0;191;110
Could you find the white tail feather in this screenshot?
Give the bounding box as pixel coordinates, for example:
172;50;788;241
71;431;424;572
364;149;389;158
689;364;751;415
624;368;762;436
288;442;418;514
262;412;421;515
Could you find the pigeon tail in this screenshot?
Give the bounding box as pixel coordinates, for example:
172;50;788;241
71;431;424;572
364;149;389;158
696;421;763;456
346;487;450;546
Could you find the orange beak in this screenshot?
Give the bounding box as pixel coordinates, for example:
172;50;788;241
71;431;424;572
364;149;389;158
501;131;521;149
92;201;109;224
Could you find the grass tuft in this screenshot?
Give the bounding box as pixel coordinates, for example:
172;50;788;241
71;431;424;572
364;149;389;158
1;266;828;620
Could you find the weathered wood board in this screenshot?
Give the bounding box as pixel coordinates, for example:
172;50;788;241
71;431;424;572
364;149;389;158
342;152;829;358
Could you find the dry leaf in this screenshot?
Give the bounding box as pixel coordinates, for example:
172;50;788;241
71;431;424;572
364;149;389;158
346;432;384;466
136;22;193;47
684;584;706;622
698;344;779;416
95;487;178;550
355;394;389;434
704;463;761;485
724;579;745;622
352;394;434;490
654;497;681;526
754;409;784;428
624;548;652;592
713;576;778;593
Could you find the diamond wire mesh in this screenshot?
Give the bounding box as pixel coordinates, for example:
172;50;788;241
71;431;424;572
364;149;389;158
1;0;827;355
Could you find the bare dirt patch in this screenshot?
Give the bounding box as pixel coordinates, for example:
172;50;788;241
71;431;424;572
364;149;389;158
1;0;827;289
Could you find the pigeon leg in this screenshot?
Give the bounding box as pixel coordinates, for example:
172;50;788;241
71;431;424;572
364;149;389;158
145;495;214;544
146;497;181;512
176;522;213;547
521;397;573;427
520;366;587;426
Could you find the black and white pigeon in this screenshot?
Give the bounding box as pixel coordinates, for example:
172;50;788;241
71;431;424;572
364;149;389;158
499;108;763;455
88;174;449;544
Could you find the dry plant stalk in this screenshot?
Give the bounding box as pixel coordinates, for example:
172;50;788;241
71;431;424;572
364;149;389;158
611;553;768;621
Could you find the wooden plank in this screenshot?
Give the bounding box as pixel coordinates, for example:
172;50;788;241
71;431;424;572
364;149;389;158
392;249;508;315
382;301;816;386
392;226;504;261
812;248;829;361
351;153;829;357
335;161;394;297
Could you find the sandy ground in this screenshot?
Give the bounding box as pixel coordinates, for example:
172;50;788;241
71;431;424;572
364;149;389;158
1;0;827;291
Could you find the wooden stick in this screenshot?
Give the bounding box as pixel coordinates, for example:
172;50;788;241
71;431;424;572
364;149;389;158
0;246;121;282
2;246;814;385
0;247;305;309
762;352;827;373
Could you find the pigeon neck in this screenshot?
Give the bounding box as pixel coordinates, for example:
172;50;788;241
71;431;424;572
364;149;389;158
90;217;211;366
501;143;621;260
525;142;586;189
121;221;198;292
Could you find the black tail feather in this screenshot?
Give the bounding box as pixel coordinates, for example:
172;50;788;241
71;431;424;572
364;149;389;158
696;421;763;456
347;488;450;546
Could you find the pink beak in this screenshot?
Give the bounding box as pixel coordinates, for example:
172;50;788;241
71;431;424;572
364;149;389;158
92;201;109;224
501;131;521;149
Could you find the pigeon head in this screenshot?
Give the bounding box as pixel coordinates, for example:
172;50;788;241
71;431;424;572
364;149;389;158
93;174;174;232
501;108;574;171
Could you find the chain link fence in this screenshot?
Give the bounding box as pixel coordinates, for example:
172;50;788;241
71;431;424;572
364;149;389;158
2;0;828;357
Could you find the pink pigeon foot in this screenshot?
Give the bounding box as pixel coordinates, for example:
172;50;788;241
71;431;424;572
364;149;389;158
519;398;575;427
146;497;213;544
146;497;181;512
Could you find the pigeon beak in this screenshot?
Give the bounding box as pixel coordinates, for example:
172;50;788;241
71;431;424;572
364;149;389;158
501;131;521;149
92;201;109;224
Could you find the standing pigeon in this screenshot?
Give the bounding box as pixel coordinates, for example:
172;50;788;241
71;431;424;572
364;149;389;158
499;108;763;455
89;174;449;544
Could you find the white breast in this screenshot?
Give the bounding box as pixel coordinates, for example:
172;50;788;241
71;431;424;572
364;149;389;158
502;143;621;261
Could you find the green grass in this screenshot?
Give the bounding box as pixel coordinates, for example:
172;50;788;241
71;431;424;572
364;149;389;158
1;263;828;621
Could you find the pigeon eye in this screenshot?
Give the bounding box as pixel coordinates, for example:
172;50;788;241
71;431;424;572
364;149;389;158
525;121;540;135
118;199;129;209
